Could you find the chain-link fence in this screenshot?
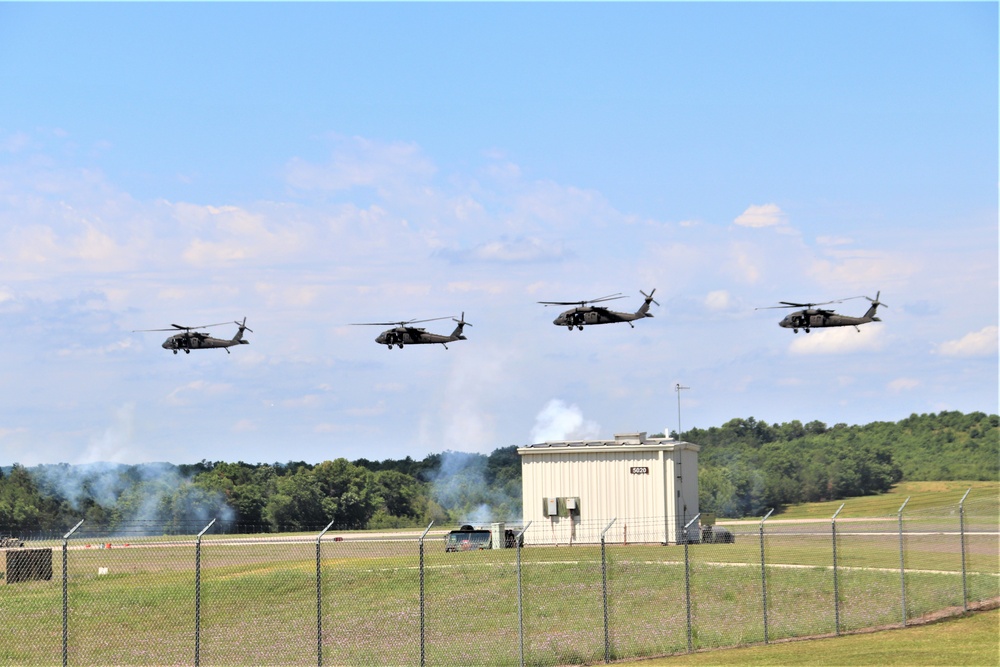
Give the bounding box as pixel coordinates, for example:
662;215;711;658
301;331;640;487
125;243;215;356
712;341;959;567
2;494;997;666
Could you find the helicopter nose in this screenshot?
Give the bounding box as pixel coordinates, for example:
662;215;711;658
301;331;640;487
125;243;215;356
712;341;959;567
552;317;562;325
162;340;170;348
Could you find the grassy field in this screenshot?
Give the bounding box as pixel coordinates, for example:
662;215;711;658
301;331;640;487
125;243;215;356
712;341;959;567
763;481;999;520
1;485;997;666
630;607;1000;666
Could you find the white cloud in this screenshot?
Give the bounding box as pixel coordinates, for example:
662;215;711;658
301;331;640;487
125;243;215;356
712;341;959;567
936;326;998;357
165;381;233;407
285;135;436;193
807;248;917;293
437;236;569;264
177;204;306;265
734;203;786;228
704;290;733;311
887;378;921;393
788;326;886;355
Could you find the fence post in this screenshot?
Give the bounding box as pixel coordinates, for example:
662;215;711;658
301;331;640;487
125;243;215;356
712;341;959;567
194;518;216;667
897;497;909;627
683;514;700;653
600;518;616;664
61;519;84;667
316;519;336;667
516;522;532;667
958;488;971;612
418;521;433;667
759;508;773;644
831;503;844;636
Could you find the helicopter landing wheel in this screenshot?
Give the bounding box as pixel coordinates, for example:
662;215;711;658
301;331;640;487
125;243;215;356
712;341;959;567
577;325;584;331
804;328;810;333
173;350;178;354
184;349;190;354
793;329;798;334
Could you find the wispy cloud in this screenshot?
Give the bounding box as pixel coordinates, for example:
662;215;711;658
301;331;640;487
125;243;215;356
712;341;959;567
936;326;998;357
285;135;436;194
435;236;570;264
887;377;921;393
733;203;787;229
789;326;886;355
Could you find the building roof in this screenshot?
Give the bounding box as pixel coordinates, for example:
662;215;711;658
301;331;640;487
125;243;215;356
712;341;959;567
518;432;699;453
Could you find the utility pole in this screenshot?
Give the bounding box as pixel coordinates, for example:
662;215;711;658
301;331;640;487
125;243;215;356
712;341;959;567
675;383;689;438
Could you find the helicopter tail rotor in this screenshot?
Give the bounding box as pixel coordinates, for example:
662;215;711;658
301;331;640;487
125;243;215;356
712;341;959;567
865;291;887;308
640;289;660;306
862;291;886;322
450;312;471;340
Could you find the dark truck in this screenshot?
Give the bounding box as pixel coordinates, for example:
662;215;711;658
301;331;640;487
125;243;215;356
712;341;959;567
445;524;523;552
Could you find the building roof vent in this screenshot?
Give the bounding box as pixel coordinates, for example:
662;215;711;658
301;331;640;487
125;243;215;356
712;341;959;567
613;432;646;444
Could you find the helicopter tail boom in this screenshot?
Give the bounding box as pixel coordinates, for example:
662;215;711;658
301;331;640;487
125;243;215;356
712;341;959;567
635;288;659;318
231;318;252;344
861;291;886;322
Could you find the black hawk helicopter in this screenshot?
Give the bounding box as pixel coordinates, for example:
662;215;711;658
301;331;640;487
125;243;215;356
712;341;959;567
539;289;658;330
134;318;252;354
353;314;471;350
757;292;886;333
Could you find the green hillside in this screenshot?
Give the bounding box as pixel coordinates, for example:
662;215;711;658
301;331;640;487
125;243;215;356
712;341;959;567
1;411;996;533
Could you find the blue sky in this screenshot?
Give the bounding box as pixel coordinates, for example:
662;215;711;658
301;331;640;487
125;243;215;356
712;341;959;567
0;3;996;467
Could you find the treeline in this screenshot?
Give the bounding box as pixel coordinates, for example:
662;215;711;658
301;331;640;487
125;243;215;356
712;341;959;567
0;411;995;533
688;411;998;517
0;448;522;535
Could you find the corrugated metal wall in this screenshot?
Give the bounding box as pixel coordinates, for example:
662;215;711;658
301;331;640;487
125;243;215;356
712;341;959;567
519;443;699;544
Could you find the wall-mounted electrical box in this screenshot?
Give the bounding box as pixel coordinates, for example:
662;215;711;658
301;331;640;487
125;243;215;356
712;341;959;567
542;497;580;517
544;497;558;516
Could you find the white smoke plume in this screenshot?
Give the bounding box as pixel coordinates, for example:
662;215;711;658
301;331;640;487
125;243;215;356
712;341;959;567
530;399;600;443
429;450;522;525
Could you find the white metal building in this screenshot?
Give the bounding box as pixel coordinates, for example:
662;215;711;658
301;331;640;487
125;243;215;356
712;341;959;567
518;432;700;545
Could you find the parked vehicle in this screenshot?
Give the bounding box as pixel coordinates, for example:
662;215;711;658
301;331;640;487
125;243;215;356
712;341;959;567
700;525;735;544
444;524;523;552
0;535;24;548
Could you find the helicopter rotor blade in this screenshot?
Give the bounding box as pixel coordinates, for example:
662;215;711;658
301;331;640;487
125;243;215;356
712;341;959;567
171;321;232;331
453;312;473;326
351;315;456;327
539;293;627;307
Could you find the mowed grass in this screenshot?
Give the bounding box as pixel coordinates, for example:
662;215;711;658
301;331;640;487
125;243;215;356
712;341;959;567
3;537;996;666
767;481;999;520
630;608;1000;666
1;486;996;666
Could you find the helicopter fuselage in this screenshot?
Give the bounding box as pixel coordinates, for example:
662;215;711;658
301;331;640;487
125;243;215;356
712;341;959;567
779;310;880;333
553;307;648;328
375;320;468;349
163;334;249;353
154;318;252;354
547;290;658;331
